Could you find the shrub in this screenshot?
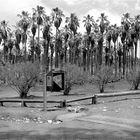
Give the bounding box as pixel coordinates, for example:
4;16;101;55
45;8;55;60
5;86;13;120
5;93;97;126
126;67;140;90
63;64;90;95
93;66;114;93
3;61;40;98
0;66;5;85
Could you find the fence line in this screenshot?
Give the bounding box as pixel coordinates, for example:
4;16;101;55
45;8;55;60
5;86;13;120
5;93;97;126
0;90;140;107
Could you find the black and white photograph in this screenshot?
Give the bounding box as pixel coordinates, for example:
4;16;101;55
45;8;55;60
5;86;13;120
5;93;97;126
0;0;140;139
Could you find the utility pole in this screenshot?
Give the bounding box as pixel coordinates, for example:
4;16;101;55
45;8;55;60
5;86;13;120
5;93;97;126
43;40;48;111
43;66;47;111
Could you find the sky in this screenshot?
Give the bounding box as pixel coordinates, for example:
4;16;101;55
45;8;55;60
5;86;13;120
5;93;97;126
0;0;140;33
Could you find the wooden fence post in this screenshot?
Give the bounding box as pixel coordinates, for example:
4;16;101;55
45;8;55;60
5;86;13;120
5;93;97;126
92;95;97;104
0;101;3;106
60;100;66;108
21;100;27;107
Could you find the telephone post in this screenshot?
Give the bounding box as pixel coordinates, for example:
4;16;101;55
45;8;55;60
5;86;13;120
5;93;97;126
43;39;49;111
43;66;47;111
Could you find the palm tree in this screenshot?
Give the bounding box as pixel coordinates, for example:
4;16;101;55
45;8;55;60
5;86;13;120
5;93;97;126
121;13;131;75
42;15;52;72
17;11;30;61
112;24;119;77
66;13;79;36
91;23;100;72
50;41;54;70
33;5;45;61
97;33;104;68
68;34;75;64
0;20;9;62
62;25;70;64
106;26;112;65
134;15;140;68
56;32;63;69
33;6;47;111
74;33;82;65
83;14;95;71
82;34;87;71
98;13;109;66
31;12;37;62
117;43;123;74
7;31;14;63
90;33;95;75
66;13;79;64
130;23;136;68
52;7;64;68
13;25;22;63
121;30;127;75
127;33;133;70
83;14;94;35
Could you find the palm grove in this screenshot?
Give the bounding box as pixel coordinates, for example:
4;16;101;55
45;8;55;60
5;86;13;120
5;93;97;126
0;6;140;98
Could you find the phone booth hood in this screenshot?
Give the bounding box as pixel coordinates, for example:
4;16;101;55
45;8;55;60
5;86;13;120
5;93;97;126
46;69;65;92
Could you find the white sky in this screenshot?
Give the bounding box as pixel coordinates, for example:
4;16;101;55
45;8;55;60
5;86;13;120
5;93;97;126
0;0;140;33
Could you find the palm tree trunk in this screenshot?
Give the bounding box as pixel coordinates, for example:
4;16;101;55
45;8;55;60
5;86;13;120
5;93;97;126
114;43;117;77
38;24;40;61
3;42;7;63
38;25;40;45
94;49;97;73
74;47;76;64
9;49;12;63
135;39;138;68
60;55;63;70
55;28;59;68
105;41;111;66
118;54;121;74
32;35;35;63
87;47;90;72
91;49;94;75
98;38;103;69
69;47;71;64
72;39;75;64
43;40;49;72
128;50;131;71
131;45;134;68
100;35;103;66
72;47;74;64
83;49;87;71
87;35;90;71
64;41;67;64
46;41;49;72
51;51;53;70
24;41;27;62
123;43;126;75
126;49;128;74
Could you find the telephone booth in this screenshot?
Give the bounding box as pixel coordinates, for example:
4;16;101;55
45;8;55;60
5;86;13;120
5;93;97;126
46;70;65;92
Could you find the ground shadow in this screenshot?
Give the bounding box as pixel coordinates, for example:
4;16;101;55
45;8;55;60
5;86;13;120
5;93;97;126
54;92;85;97
0;95;43;100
